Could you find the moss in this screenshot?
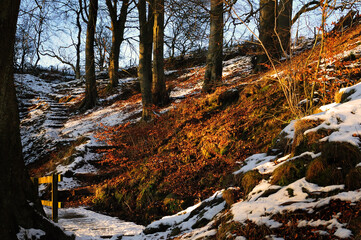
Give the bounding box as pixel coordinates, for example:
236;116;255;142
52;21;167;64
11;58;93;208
92;184;119;210
222;189;239;207
306;157;343;186
271;158;309;186
292;119;323;156
219;174;235;188
293;127;334;156
169;227;181;237
335;88;356;103
348;215;361;240
216;217;243;240
345;167;361;190
192;218;210;229
185;197;224;222
241;170;262;194
268;131;292;156
163;193;183;213
219;144;230;155
136;180;157;210
286;188;295;197
143;223;171;235
259;187;281;198
321;141;361;168
200;142;219;159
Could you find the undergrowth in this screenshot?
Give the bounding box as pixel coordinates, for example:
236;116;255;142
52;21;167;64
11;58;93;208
88;73;292;224
81;23;361;225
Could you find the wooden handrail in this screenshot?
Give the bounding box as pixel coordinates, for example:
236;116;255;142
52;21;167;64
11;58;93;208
32;174;63;223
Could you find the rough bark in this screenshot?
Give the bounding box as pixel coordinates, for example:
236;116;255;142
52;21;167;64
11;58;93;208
81;0;98;110
152;0;169;106
106;0;129;88
138;0;154;120
277;0;293;55
75;9;82;79
0;1;73;239
257;0;277;69
203;0;223;93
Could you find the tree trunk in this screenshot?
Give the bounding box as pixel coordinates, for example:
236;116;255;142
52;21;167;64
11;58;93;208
81;0;98;110
75;9;82;80
138;0;154;120
257;0;277;69
107;0;129;89
152;0;168;106
0;1;73;239
203;0;223;93
277;0;293;56
109;28;121;87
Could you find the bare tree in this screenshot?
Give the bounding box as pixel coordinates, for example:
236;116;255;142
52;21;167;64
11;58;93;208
95;19;111;72
164;0;209;58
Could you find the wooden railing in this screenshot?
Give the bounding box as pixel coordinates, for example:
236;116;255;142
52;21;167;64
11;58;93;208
32;174;63;222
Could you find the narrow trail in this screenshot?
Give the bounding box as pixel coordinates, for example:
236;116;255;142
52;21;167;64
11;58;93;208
44;207;144;240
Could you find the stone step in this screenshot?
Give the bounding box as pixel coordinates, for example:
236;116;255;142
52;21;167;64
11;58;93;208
45;124;64;129
48;116;68;121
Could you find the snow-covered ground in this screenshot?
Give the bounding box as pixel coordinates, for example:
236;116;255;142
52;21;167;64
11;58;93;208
43;207;144;240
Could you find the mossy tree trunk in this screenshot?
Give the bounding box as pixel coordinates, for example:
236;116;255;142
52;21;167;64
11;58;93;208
203;0;223;93
138;0;154;120
106;0;129;89
0;1;73;239
81;0;98;110
277;0;293;56
152;0;169;106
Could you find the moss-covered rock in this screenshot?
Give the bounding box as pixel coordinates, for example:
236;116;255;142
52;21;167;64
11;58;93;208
305;157;344;186
321;141;361;168
292;119;324;156
144;223;171;235
241;170;262;194
345;167;361;190
271;157;310;186
222;188;240;207
335;88;356;103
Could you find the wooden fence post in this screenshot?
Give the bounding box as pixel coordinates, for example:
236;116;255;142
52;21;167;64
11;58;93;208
52;174;58;223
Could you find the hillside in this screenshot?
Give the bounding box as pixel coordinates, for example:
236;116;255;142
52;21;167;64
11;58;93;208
19;20;361;239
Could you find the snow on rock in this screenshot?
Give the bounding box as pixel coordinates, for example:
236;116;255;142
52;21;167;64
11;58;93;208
17;227;46;240
123;191;226;240
227;72;361;238
303;94;361;147
231;178;348;229
234;153;277;174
